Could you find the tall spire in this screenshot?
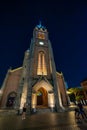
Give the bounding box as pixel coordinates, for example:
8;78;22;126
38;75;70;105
36;21;46;29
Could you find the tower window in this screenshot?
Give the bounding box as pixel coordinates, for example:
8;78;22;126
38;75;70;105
37;51;47;75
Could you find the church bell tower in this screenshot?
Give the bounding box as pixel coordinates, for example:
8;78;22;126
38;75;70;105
18;23;65;114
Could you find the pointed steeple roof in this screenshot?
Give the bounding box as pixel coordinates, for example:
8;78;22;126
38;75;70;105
36;21;46;30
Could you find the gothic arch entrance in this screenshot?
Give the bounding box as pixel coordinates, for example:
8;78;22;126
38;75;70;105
36;87;48;107
32;80;55;110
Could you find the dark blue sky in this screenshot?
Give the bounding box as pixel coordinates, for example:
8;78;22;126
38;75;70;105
0;1;87;88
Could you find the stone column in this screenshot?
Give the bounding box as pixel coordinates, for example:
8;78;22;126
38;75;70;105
31;93;37;112
48;92;55;111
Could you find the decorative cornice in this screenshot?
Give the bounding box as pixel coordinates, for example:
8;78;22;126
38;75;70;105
10;67;23;72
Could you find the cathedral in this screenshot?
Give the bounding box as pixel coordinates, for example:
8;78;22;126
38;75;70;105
0;24;68;114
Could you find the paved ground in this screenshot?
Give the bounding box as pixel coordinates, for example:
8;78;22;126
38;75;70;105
0;106;87;130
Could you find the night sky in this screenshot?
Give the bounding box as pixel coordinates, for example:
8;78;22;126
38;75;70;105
0;1;87;88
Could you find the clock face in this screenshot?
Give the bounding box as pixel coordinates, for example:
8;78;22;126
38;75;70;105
39;41;44;45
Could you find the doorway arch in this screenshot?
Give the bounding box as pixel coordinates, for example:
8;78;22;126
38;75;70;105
6;92;16;108
32;80;55;108
36;87;48;107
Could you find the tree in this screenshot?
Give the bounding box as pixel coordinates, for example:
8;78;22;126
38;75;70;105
76;95;84;101
68;87;85;101
68;88;80;97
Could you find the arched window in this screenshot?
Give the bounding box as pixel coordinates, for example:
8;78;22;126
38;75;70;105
6;92;16;107
37;51;47;75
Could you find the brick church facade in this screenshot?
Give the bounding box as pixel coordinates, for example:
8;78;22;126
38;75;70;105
0;24;68;113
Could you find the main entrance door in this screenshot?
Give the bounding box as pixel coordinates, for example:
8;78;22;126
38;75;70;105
36;87;48;107
37;91;43;105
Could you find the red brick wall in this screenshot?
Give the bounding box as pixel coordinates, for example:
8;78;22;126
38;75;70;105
57;73;68;106
0;68;22;107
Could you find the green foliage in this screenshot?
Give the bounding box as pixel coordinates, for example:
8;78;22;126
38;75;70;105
76;95;84;101
68;87;84;101
68;87;80;97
